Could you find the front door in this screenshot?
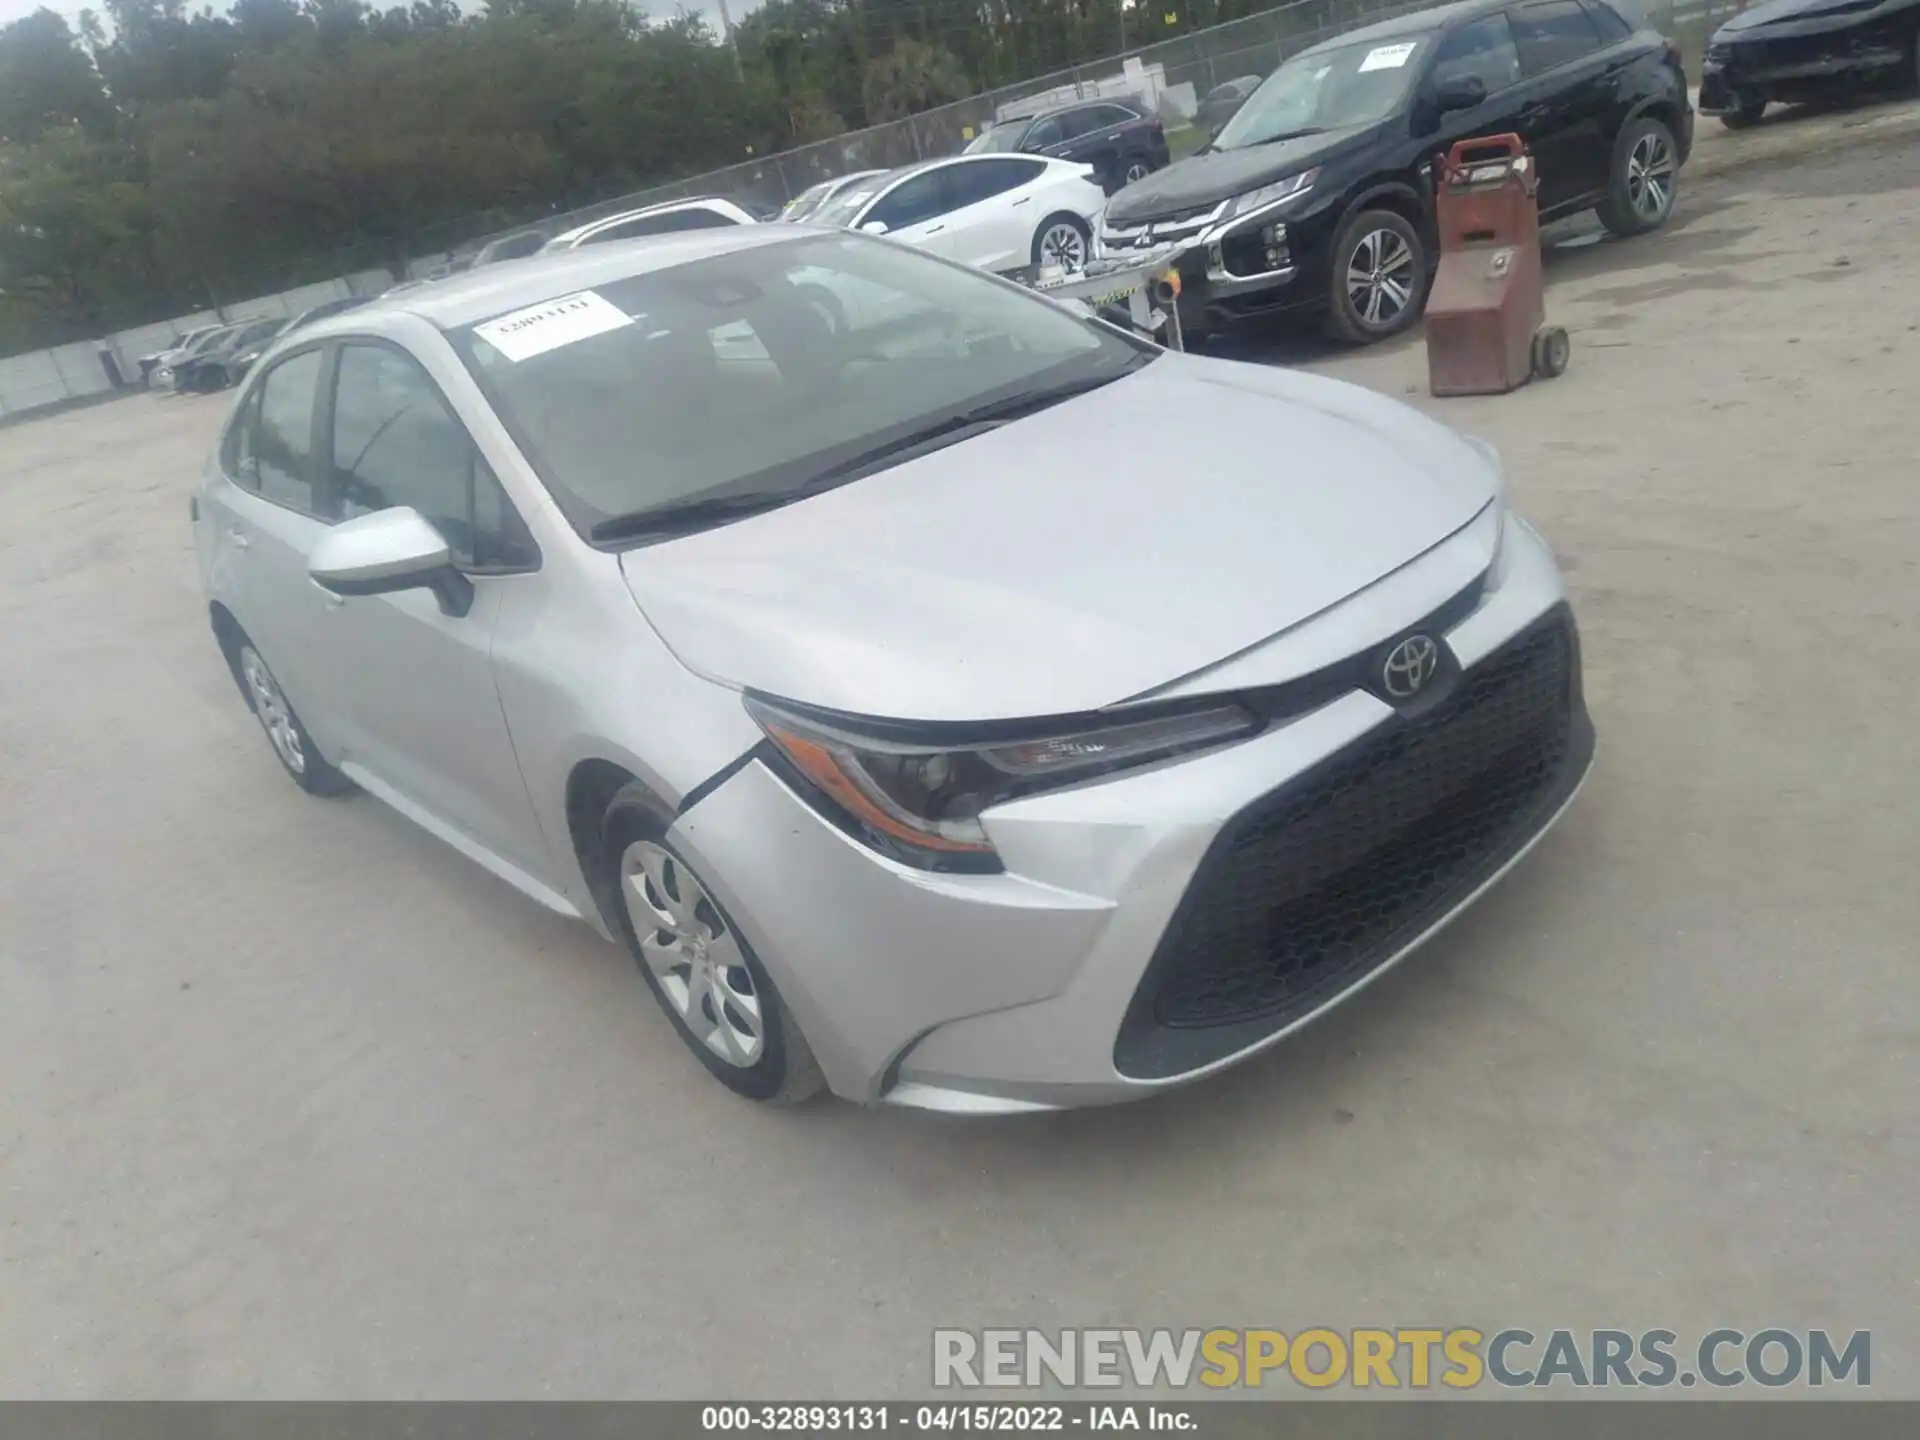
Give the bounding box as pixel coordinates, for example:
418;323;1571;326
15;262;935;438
860;168;961;258
1424;11;1532;177
313;341;550;878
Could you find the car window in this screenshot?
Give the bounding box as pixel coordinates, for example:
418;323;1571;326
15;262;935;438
1024;115;1065;147
867;170;952;229
453;232;1147;538
329;344;537;570
233;349;324;513
1509;0;1605;75
1090;104;1140;128
949;158;1044;207
587;207;739;243
1580;0;1635;41
1429;13;1522;94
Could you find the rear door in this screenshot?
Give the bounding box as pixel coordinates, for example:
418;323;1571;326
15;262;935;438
940;158;1049;273
1506;0;1615;208
1054;104;1128;184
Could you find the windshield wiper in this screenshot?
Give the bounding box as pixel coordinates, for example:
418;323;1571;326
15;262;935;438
1237;126;1327;149
589;490;804;543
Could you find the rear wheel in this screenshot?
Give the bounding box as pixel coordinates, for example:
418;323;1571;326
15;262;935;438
1719;97;1767;129
1324;208;1428;344
1597;116;1679;236
1123;158;1153;185
234;640;353;796
1032;213;1092;273
604;794;824;1105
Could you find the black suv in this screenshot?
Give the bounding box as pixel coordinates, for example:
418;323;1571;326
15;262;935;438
1101;0;1693;342
965;99;1172;194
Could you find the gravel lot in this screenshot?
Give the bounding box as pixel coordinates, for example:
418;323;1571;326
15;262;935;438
2;104;1916;1399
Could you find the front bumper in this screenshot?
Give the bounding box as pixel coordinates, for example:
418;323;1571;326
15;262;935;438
672;511;1591;1111
1699;28;1909;109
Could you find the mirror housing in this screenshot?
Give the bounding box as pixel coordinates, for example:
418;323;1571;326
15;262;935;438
307;506;473;618
859;219;889;235
1435;75;1487;113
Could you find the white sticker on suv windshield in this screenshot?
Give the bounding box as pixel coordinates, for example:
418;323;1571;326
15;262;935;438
1358;41;1417;71
474;290;633;362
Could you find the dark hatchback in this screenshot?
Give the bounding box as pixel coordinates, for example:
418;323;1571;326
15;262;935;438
1699;0;1920;128
1101;0;1693;343
965;98;1172;193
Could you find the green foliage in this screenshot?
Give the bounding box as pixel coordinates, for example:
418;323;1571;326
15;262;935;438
0;0;1259;352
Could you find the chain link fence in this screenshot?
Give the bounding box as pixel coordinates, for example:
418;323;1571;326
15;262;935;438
441;0;1731;267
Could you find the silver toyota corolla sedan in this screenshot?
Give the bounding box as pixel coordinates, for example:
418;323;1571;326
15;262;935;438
194;226;1594;1113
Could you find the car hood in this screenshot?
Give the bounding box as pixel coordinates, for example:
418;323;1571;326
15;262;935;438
619;354;1497;724
1106;124;1382;223
1718;0;1889;31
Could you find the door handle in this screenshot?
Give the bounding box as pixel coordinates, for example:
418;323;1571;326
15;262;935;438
1104;132;1121;140
1012;196;1031;207
227;527;250;550
924;225;945;235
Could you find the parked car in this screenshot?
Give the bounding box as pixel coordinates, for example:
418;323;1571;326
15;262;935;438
541;197;758;252
1194;75;1264;136
141;324;228;387
810;154;1107;274
470;230;550;267
171;316;289;393
1101;0;1693;343
778;170;888;223
965;98;1172;193
194;227;1593;1111
1699;0;1920;128
285;295;370;333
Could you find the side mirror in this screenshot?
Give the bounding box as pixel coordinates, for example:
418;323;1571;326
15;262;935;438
1435;75;1487;113
307;506;473;618
860;219;890;235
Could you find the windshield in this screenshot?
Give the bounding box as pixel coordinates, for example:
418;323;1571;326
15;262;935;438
186;328;233;355
781;180;837;221
231;319;285;349
453;233;1150;540
1213;33;1434;148
964;119;1032;154
811;180;889;228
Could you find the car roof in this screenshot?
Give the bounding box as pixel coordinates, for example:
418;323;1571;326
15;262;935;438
1295;0;1489;53
547;195;750;247
309;224;806;332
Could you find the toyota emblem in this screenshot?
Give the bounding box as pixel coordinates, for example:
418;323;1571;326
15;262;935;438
1382;634;1439;699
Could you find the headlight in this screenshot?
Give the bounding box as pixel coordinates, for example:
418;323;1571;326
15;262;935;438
745;695;1260;871
1223;169;1319;220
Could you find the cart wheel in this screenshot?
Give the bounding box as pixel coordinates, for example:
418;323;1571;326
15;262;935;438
1531;325;1570;379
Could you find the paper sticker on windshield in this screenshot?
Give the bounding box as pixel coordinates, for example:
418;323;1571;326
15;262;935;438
474;290;632;362
1358;42;1417;71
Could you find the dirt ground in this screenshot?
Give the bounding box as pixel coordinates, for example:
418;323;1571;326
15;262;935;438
1;102;1916;1399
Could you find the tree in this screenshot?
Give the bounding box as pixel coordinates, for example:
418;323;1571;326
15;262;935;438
862;38;970;122
0;11;114;143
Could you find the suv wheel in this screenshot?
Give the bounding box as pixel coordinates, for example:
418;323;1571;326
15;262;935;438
1123;159;1153;185
1719;98;1767;129
1324;208;1428;344
234;640;354;796
604;796;824;1105
1597;116;1679;236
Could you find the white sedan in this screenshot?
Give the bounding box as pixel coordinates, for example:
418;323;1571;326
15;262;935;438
809;155;1107;275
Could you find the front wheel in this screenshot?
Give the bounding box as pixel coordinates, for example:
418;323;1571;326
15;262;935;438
1597;116;1680;236
1719;98;1767;129
604;796;824;1105
1324;208;1429;344
1032;213;1092;274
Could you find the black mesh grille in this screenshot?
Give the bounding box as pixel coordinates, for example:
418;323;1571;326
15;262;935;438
1128;612;1580;1051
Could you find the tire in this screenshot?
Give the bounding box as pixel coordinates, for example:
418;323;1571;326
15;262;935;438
603;789;825;1105
1032;212;1092;273
1323;207;1429;344
232;639;354;797
1719;98;1767;129
1122;158;1153;186
1597;115;1680;237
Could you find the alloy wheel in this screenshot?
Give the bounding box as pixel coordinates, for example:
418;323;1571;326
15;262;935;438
1041;222;1088;272
1124;161;1152;184
621;840;764;1069
240;647;306;776
1344;226;1416;329
1627;131;1675;221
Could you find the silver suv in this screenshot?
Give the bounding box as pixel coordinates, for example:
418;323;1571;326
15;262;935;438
194;227;1593;1113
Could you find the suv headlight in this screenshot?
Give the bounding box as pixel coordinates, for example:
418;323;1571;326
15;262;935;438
745;695;1260;871
1223;169;1319;221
